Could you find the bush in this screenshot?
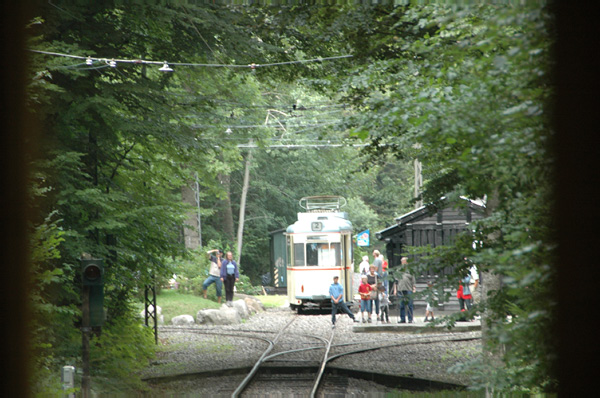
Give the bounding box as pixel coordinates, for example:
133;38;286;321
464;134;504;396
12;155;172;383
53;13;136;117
89;313;156;392
165;244;262;297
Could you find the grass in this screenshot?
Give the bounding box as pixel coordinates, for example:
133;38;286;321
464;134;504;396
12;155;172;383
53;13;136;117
145;289;288;323
152;289;220;323
252;294;288;308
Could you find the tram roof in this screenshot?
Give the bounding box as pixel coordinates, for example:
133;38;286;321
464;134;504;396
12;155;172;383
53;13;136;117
286;212;352;234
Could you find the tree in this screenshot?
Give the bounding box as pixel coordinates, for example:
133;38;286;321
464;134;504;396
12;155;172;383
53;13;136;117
330;4;556;392
25;3;556;393
25;3;286;392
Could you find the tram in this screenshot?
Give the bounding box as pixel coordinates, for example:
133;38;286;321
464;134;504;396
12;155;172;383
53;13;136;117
286;196;354;312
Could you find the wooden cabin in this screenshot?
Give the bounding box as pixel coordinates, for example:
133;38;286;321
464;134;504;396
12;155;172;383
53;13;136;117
376;198;486;278
376;198;486;310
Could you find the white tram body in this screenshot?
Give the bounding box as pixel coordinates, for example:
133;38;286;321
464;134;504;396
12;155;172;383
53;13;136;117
286;196;354;311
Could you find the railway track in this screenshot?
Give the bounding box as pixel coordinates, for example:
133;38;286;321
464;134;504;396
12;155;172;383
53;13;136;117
155;316;479;397
231;317;300;397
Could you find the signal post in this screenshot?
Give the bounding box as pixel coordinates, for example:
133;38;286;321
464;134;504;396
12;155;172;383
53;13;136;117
80;256;104;398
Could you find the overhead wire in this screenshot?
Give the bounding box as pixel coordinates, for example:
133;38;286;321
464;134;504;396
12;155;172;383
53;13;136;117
191;120;340;130
28;49;353;70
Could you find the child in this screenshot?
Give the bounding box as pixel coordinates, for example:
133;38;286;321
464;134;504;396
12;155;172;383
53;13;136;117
358;275;372;323
424;280;436;322
378;284;390;323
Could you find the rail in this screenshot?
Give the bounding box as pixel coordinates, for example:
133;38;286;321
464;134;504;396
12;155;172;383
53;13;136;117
310;327;334;398
231;317;297;398
152;326;481;395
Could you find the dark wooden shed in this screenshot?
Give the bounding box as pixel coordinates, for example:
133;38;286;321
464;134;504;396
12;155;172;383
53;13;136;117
269;228;288;289
376;198;486;278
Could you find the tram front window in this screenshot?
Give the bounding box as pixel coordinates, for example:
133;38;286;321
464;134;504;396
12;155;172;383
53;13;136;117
306;242;341;266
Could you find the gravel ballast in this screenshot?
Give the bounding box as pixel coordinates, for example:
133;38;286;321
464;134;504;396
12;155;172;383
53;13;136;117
141;306;480;395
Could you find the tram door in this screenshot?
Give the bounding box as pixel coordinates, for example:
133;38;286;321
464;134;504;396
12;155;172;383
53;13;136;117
342;233;353;303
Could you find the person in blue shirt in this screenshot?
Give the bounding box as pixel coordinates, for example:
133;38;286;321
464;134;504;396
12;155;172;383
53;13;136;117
220;251;239;307
329;276;359;328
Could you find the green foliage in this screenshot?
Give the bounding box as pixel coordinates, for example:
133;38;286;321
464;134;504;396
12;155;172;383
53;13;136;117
28;182;80;397
164;244;262;297
332;4;555;392
26;2;556;394
164;248;210;296
89;314;156;392
25;3;275;391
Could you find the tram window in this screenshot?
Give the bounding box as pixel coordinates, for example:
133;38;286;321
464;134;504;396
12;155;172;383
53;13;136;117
331;242;341;266
294;243;305;266
306;243;319;266
304;242;342;266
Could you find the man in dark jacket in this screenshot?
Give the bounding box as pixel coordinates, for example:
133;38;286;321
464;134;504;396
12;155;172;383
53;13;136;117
395;257;416;323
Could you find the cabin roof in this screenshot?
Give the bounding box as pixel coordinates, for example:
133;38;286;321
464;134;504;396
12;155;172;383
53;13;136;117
376;197;485;240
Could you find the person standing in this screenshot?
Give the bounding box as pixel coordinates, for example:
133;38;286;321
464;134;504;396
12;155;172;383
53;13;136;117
381;255;389;292
458;274;473;311
424;280;437;322
220;251;239;307
329;275;359;328
367;265;380;322
202;249;223;304
359;255;370;275
358;275;372;323
378;285;390;323
395;257;416;323
466;259;480;306
372;250;383;276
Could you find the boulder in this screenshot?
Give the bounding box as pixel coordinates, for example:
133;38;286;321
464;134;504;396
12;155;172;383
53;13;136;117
228;300;249;319
139;305;162;318
196;307;241;325
244;297;265;314
171;314;195;326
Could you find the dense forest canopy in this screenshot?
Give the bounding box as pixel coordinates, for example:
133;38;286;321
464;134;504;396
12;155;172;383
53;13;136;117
24;2;555;395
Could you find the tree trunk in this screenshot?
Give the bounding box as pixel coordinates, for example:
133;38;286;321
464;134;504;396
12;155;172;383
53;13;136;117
236;143;253;263
181;183;201;250
481;189;501;347
219;173;235;245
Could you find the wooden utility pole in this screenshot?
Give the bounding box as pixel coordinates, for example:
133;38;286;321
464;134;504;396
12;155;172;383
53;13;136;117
413;143;423;209
236;139;253;263
414;158;423;209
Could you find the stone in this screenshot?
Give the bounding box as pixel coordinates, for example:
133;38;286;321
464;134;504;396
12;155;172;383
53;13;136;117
229;300;249;319
171;314;195;326
139;305;162;318
244;297;265;314
196;307;241;325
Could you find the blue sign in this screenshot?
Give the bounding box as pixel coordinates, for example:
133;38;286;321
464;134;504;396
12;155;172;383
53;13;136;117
357;229;370;247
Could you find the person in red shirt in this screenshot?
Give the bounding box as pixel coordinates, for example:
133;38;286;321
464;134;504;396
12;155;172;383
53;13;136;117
358;275;373;323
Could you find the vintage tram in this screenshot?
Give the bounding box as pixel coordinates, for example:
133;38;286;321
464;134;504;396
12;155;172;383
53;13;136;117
286;196;354;312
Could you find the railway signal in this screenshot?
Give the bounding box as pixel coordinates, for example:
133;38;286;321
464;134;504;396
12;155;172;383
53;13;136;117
80;257;105;398
81;258;104;327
